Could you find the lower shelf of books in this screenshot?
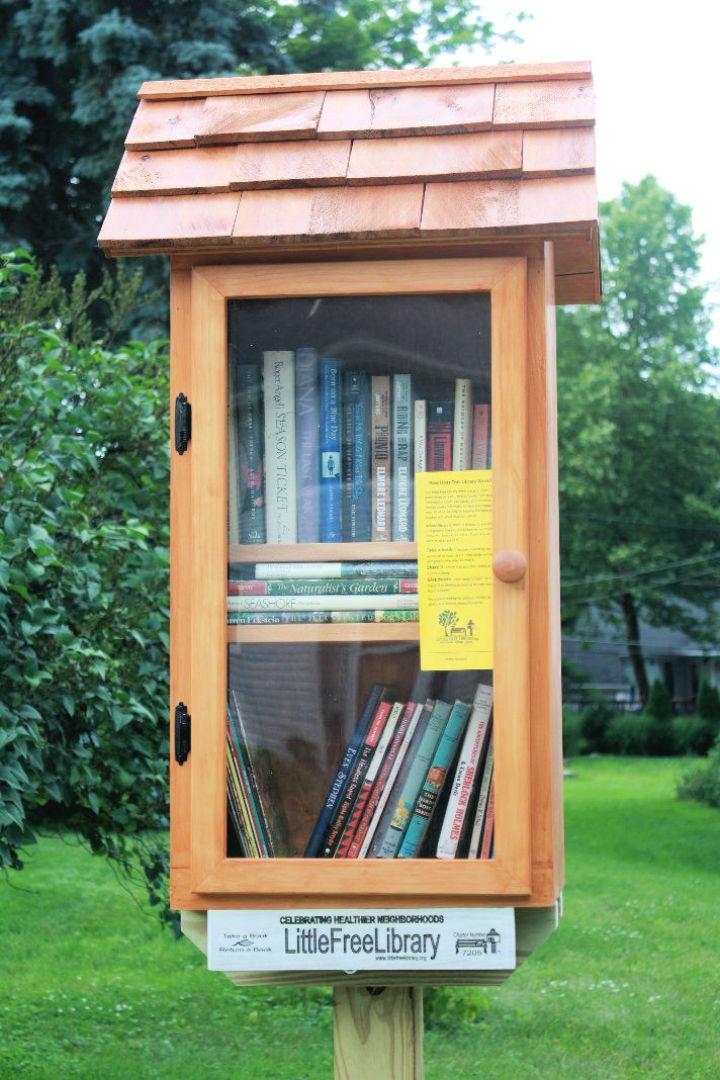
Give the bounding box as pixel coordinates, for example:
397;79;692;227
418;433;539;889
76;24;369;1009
227;622;420;644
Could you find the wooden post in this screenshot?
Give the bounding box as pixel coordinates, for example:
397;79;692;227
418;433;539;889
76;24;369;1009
333;986;423;1080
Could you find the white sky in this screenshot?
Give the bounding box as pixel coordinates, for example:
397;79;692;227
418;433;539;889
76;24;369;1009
466;0;719;341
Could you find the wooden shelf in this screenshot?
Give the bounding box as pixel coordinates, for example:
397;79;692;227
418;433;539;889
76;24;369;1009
229;541;417;564
227;622;420;644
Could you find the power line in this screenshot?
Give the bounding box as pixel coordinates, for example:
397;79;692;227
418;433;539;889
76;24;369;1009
561;551;720;589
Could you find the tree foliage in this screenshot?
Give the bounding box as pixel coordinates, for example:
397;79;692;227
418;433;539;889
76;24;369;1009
557;177;720;703
0;0;510;290
0;250;171;916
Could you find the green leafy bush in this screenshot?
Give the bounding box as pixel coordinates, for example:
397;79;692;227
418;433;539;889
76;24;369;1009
580;701;614;753
644;680;675;755
696;680;720;745
645;679;673;721
0;251;170;915
562;708;585;757
677;737;720;808
672;714;715;756
423;986;490;1030
606;712;652;756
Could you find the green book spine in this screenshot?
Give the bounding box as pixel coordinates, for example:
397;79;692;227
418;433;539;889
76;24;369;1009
231;578;417;596
375;700;452;858
397;702;471;858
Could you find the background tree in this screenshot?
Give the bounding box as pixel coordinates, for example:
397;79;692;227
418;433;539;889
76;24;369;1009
557;176;720;705
0;0;512;300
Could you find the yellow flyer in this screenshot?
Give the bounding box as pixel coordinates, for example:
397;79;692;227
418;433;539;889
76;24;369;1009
416;470;492;671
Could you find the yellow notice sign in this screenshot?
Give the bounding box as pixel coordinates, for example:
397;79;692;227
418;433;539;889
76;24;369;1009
416;470;492;671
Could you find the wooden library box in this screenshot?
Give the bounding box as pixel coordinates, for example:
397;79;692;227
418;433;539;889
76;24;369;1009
99;63;600;940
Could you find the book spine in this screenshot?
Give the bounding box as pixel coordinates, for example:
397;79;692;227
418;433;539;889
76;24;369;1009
398;702;471;858
452;378;474;470
229;578;417;596
263;352;296;543
335;702;403;858
352;701;422;858
479;777;495;860
320;358;342;542
392;374;413;541
375;700;452;858
414;399;427;475
227;610;418;624
371;375;392;540
228;703;271;857
322;701;391;857
471;403;490;469
236;364;266;543
426;402;452;471
341;371;372;541
253;561;418;579
227;717;267;856
467;739;494;858
303;684;384;857
295;348;320;542
366;701;434;858
436;684;493;859
228;593;418;612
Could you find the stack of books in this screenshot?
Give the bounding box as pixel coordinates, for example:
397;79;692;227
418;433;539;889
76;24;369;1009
228;560;419;625
226;679;496;860
229;349;491;546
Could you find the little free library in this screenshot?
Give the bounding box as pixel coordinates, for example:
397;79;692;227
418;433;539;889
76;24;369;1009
99;59;600;986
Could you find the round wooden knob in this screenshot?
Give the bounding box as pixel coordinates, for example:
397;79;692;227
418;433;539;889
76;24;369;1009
492;549;527;583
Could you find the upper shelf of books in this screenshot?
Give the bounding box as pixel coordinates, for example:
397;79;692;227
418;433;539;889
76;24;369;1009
227;290;491;641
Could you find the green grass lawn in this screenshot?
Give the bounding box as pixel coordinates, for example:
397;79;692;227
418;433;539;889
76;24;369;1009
1;758;719;1079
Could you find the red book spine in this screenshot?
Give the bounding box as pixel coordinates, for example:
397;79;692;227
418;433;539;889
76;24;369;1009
479;778;495;860
228;580;266;595
322;701;390;857
471;404;490;469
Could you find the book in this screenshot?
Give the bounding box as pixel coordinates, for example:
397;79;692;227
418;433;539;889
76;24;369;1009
471;403;490;469
479;777;495;860
392;374;413;541
374;700;452;858
320;357;342;542
227;610;418;625
228;578;418;596
263;351;297;543
322;700;392;857
397;701;470;858
335;701;404;858
436;684;493;860
354;701;425;858
295;348;320;542
303;683;384;857
467;734;494;858
452;378;473;470
236;364;266;544
426;402;452;471
341;371;372;541
371;375;392;540
414;400;427;475
227;593;418;612
366;700;434;858
252;561;418;579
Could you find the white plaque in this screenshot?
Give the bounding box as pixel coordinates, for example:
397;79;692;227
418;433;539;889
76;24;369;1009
207;907;515;972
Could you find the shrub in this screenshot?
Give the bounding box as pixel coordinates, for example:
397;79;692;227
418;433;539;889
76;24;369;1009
644;680;675;755
424;987;490;1030
0;251;170;918
562;708;585;757
646;679;673;721
697;680;720;743
677;737;720;808
606;712;652;756
580;701;614;753
672;714;716;756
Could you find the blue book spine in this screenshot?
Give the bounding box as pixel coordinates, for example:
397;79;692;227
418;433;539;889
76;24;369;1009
342;371;372;541
320;358;342;541
304;684;384;857
392;374;413;541
397;702;470;858
295;348;320;542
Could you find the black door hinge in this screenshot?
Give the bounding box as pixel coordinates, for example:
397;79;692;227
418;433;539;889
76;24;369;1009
175;393;191;454
174;702;191;765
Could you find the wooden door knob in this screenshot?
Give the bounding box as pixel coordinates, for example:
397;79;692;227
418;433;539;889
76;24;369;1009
492;550;527;583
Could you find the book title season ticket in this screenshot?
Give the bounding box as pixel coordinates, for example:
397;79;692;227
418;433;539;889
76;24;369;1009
208;908;515;972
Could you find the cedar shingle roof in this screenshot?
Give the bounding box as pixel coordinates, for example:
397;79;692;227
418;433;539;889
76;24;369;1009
98;62;600;303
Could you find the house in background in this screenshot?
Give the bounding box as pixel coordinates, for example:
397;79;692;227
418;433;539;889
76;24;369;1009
562;609;720;711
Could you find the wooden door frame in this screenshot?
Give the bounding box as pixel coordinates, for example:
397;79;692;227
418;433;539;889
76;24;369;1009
181;256;531;905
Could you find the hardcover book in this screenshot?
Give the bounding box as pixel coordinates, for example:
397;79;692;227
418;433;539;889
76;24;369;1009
227;593;419;612
320;357;342;541
228;609;418;624
263;351;297;543
228;578;417;596
426;401;453;472
471;403;490;470
436;683;493;860
341;370;372;541
236;364;266;543
252;561;418;579
467;734;494;859
392;374;413;541
295;348;320;542
371;375;392;541
335;701;403;858
452;378;474;470
414;399;427;476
